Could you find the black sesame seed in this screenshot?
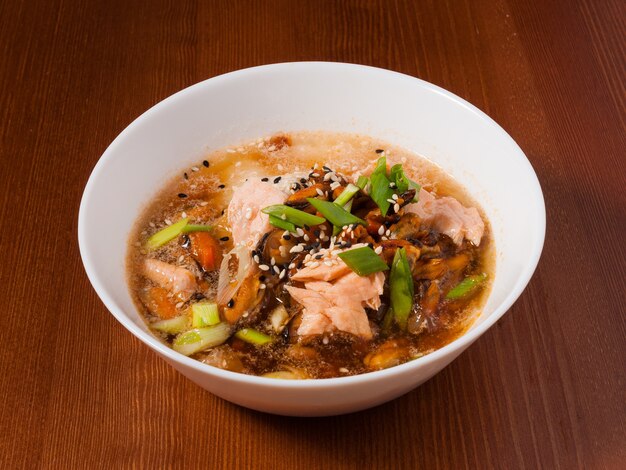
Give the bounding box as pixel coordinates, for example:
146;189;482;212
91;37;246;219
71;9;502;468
221;209;225;215
183;172;188;180
313;229;321;237
259;275;266;282
375;149;384;154
323;166;331;172
283;234;291;240
261;177;269;182
227;299;234;308
178;193;188;198
273;176;282;184
293;182;301;190
203;160;209;167
300;178;307;184
344;242;352;248
315;254;323;260
303;224;310;231
367;243;374;249
218;184;225;189
220;236;229;242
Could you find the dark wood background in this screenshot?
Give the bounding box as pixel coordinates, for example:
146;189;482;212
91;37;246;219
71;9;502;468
1;0;624;468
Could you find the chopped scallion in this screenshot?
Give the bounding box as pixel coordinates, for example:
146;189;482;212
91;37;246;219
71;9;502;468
306;198;365;228
390;248;414;330
369;172;394;216
234;328;273;346
338;246;389;276
261;205;326;227
145;218;188;250
333;183;360;207
356;175;369;190
152;315;190;334
191;301;220;327
181;224;212;233
446;273;487;300
389;164;409;192
172;323;231;356
268;215;297;232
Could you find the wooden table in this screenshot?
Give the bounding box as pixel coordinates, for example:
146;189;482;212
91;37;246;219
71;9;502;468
1;0;624;468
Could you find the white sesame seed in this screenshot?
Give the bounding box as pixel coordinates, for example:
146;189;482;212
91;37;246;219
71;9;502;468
392;194;398;200
386;198;395;204
175;302;184;309
311;173;320;177
289;263;296;269
270;257;276;266
381;236;388;241
330;181;341;190
322;336;329;345
164;219;172;226
259;283;266;289
242;312;249;317
375;246;383;254
200;201;208;206
277;164;284;171
253;255;260;263
385;229;391;236
259;264;270;271
149;222;155;228
279;269;286;279
290;245;304;253
281;213;287;220
296;228;305;237
389;182;396;188
279;246;287;257
235;161;242;167
324;261;333;266
378;226;385;235
273;266;280;274
394;203;400;213
178;255;184;262
316;188;324;197
227;149;236;153
191;166;199;172
309;261;320;268
268;145;276;151
181;212;187;218
303;234;310;241
245;208;252;220
323;172;333;181
339;367;349;373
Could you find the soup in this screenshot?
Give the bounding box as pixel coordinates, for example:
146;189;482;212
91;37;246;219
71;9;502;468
127;132;494;379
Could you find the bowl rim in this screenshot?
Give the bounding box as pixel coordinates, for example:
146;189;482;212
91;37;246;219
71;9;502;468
78;61;546;388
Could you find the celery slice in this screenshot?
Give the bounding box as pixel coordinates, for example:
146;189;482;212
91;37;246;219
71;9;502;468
173;323;231;356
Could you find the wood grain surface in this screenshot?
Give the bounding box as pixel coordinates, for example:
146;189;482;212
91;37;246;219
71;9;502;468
0;0;624;468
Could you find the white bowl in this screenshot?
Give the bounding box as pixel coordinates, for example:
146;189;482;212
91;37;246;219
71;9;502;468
78;62;545;416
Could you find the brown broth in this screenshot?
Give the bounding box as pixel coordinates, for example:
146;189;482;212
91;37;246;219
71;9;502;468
127;132;494;378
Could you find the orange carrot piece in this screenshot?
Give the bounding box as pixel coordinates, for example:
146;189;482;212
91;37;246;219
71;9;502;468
189;231;221;271
142;287;178;319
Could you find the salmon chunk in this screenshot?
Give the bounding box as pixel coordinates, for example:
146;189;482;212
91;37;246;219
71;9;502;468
142;259;197;302
227;179;287;248
286;255;384;339
405;188;484;246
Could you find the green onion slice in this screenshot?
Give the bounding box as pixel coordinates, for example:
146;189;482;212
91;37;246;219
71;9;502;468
191;301;220;327
145;218;188;250
356;175;369;190
338;246;389;276
172;323;231;356
306;198;365;228
261;205;326;227
182;224;212;233
234;328;273;346
390;248;414;330
268;215;297;232
389;164;410;192
369;172;394;216
152;315;190;334
446;273;487;300
333;183;360;207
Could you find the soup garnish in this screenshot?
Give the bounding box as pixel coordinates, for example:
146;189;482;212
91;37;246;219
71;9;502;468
127;132;493;378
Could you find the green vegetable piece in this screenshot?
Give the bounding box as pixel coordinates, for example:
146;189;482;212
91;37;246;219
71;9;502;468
145;218;188;250
369;172;394;216
268;215;297;232
181;224;212;233
390;248;414;330
333;183;360;207
261;205;326;227
389;164;409;192
191;301;220;327
382;307;395;331
356;175;369;190
371;156;387;176
446;273;488;300
235;328;273;346
172;323;231;356
338;246;389;276
152;315;190;334
306;198;365;228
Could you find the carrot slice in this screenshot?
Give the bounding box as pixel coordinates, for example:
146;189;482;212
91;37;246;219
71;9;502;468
142;287;178;319
188;231;221;271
